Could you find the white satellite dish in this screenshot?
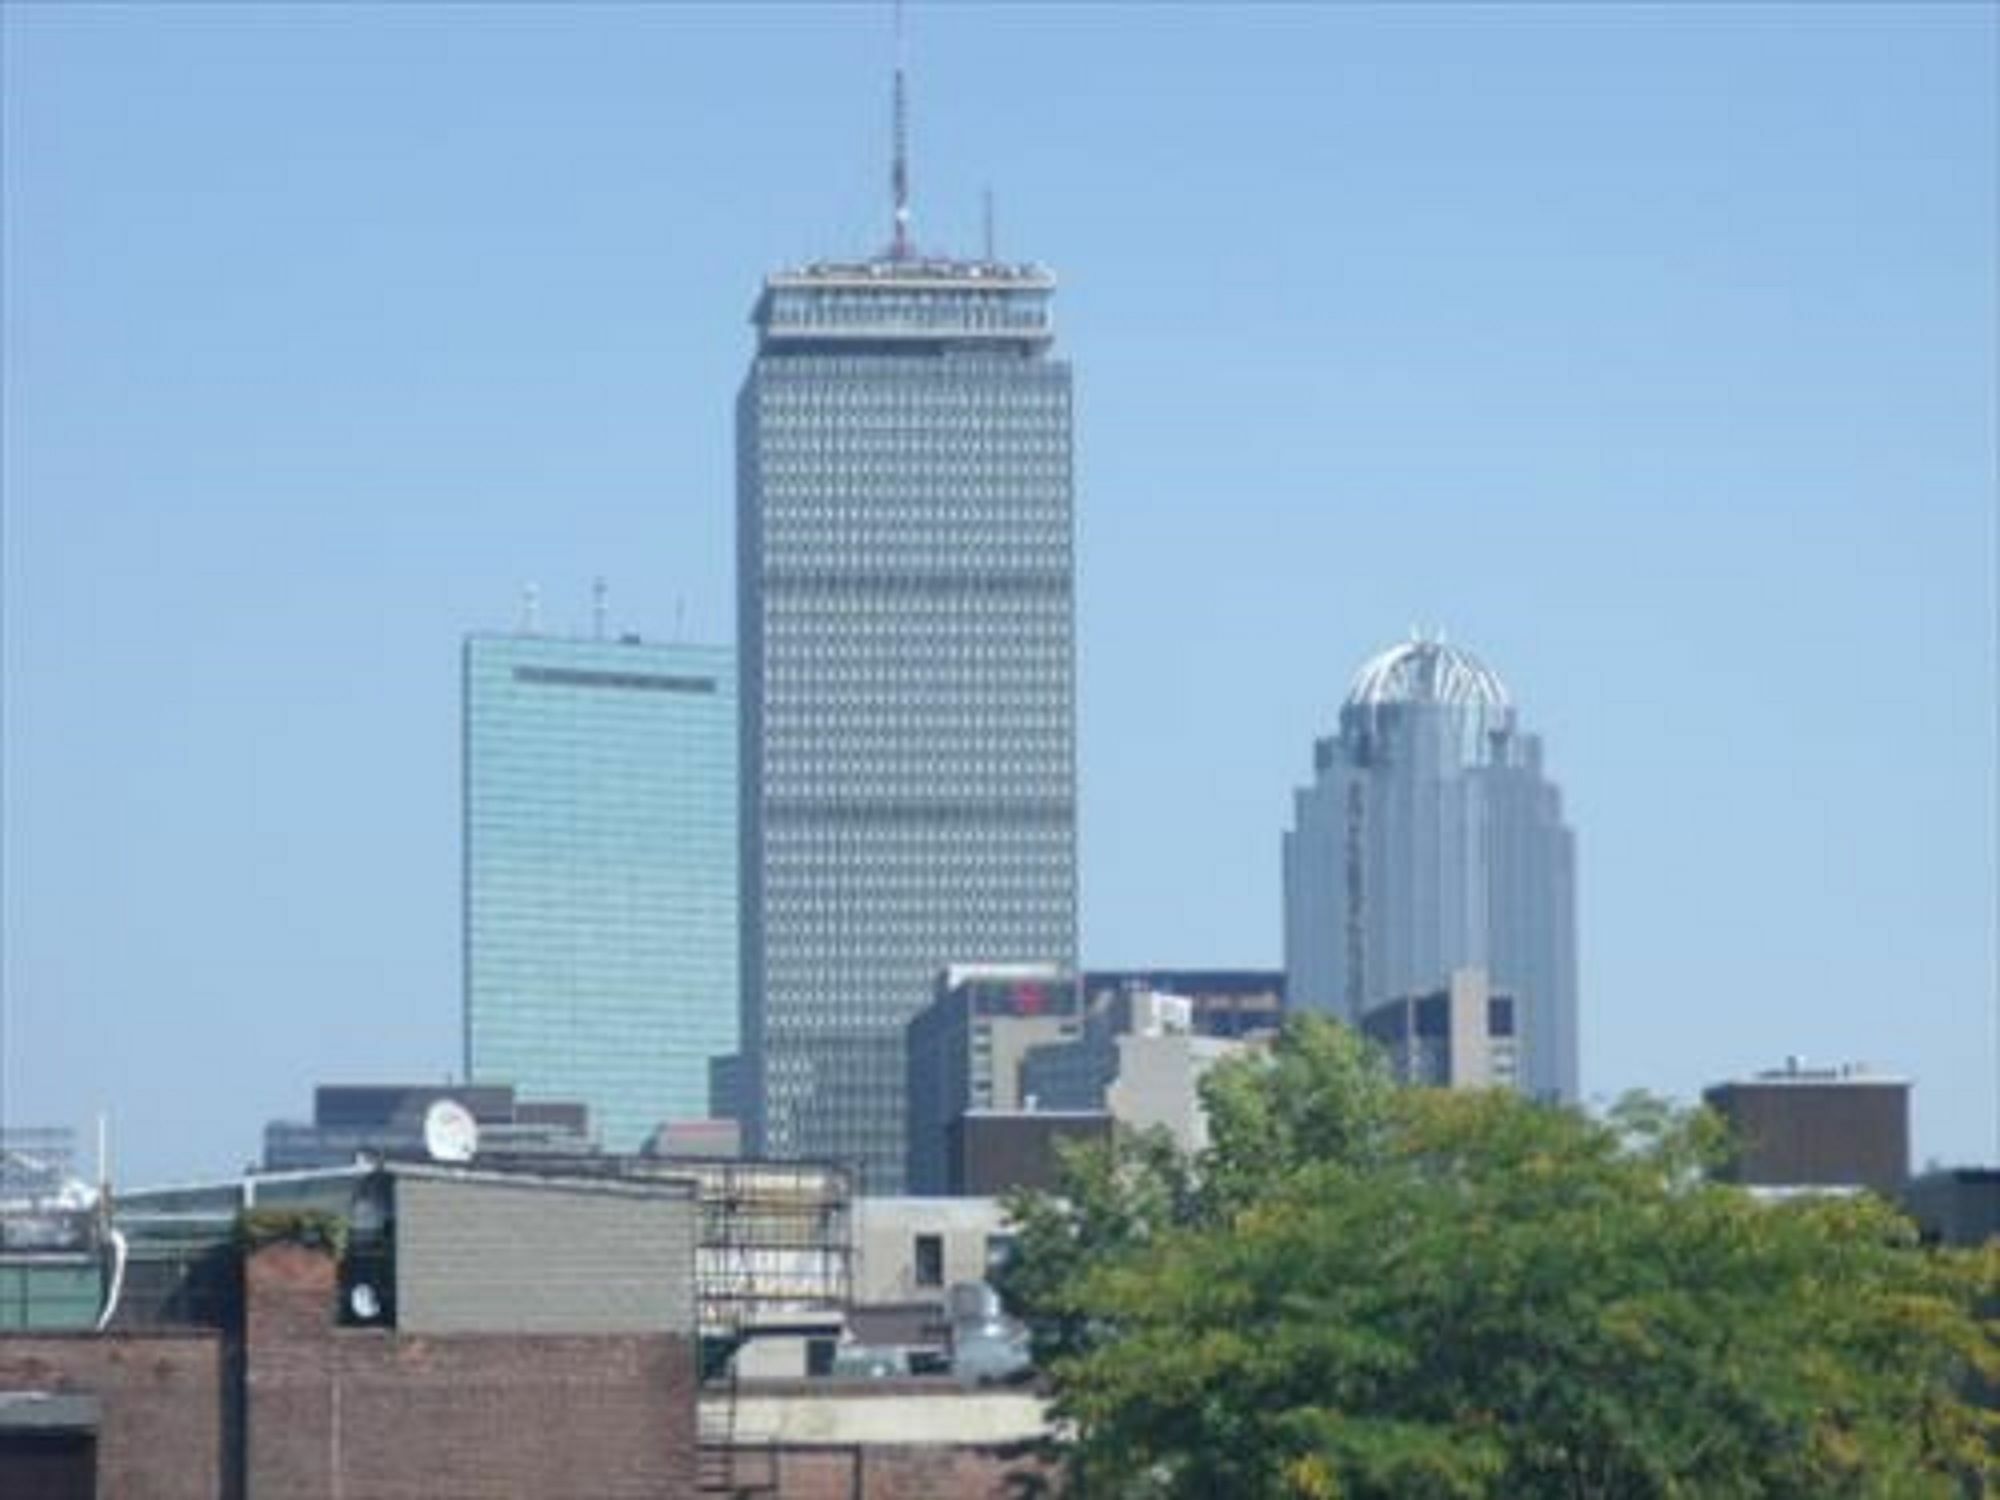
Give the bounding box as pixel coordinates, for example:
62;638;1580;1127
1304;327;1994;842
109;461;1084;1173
422;1099;479;1164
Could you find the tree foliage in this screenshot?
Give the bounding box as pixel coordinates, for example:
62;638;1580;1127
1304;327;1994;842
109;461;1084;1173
236;1205;348;1259
997;1017;1998;1499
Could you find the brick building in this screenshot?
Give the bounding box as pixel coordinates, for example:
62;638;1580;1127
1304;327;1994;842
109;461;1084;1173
3;1157;1062;1497
1703;1058;1911;1198
0;1163;702;1498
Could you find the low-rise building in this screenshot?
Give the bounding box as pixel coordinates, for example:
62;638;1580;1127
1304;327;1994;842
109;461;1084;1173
4;1159;703;1498
905;966;1082;1195
1703;1058;1911;1198
851;1198;1013;1307
1360;968;1524;1091
1083;968;1284;1038
1903;1167;2000;1247
262;1083;593;1170
1016;984;1270;1156
945;1110;1112;1196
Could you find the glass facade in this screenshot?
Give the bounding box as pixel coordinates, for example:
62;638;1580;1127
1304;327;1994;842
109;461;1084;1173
738;261;1078;1191
1284;639;1578;1101
463;634;737;1149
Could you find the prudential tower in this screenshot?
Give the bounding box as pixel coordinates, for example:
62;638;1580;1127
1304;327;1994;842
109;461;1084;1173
1284;637;1578;1101
735;41;1077;1190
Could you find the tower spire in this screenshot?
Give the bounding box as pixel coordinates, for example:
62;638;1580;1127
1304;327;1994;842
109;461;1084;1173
890;0;912;261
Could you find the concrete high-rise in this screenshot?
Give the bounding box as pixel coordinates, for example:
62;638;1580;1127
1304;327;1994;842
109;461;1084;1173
463;632;737;1149
736;242;1077;1184
1284;637;1577;1101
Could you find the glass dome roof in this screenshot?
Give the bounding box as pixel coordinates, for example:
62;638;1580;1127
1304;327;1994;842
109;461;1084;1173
1344;637;1512;713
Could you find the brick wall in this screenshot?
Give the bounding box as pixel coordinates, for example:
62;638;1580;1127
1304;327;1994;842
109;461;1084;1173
244;1241;696;1499
0;1331;230;1500
765;1443;1056;1499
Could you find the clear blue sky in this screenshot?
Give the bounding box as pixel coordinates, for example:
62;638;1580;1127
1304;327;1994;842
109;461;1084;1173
4;3;1993;1185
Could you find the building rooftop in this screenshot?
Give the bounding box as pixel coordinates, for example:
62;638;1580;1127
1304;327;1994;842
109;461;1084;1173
750;256;1058;353
1713;1057;1911;1089
766;257;1054;290
1346;637;1512;713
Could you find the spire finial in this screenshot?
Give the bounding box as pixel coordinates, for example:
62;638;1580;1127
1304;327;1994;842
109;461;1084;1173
890;0;912;260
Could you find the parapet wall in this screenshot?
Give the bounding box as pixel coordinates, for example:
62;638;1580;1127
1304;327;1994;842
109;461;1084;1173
0;1330;229;1500
244;1240;697;1498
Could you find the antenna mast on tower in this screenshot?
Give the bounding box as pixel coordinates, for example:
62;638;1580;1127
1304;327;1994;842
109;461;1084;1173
890;0;912;261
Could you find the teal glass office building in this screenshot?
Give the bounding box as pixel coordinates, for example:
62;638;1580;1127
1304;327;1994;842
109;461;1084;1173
463;633;737;1150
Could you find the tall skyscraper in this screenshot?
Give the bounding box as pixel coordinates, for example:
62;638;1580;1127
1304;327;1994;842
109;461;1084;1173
736;58;1077;1190
463;631;737;1149
1284;637;1578;1101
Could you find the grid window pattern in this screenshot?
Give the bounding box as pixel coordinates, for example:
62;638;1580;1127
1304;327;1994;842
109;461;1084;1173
464;634;738;1149
739;269;1078;1193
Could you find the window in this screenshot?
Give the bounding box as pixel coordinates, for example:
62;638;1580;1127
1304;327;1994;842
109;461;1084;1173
914;1233;944;1288
984;1233;1017;1278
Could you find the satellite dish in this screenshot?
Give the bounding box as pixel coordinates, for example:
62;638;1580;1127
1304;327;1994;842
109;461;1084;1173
349;1282;382;1322
422;1099;479;1164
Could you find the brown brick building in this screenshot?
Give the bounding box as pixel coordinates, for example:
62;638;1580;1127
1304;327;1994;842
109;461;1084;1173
0;1236;698;1500
1;1162;703;1499
1704;1058;1911;1197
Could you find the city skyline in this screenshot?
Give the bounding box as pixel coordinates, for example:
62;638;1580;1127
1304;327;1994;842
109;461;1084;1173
2;6;1992;1183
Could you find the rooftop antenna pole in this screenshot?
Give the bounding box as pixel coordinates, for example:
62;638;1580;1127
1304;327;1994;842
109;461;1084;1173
890;0;912;261
521;582;541;635
592;576;609;642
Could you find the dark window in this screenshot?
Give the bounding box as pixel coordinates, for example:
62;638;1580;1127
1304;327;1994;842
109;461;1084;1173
1415;995;1450;1037
0;1432;96;1500
1488;997;1515;1037
512;665;715;694
914;1233;944;1288
806;1337;837;1377
984;1233;1017;1276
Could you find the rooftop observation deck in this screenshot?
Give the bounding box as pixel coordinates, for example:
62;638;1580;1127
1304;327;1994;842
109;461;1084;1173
752;258;1057;353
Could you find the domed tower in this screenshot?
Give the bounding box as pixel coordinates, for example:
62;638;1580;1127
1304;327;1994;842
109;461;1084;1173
1283;635;1578;1101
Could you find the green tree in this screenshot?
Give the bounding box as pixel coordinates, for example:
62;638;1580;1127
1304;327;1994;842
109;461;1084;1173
999;1018;1998;1499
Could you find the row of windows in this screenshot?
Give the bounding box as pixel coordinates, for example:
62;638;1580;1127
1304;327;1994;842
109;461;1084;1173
763;730;1069;753
510;665;716;694
763;649;1068;671
761;900;1073;932
761;755;1069;778
758;445;1066;468
756;351;1064;376
764;504;1066;525
755;369;1062;395
763;612;1067;632
756;400;1065;425
764;288;1050;324
764;659;1066;682
762;786;1063;808
763;859;1073;890
760;535;1067;558
758;408;1064;431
